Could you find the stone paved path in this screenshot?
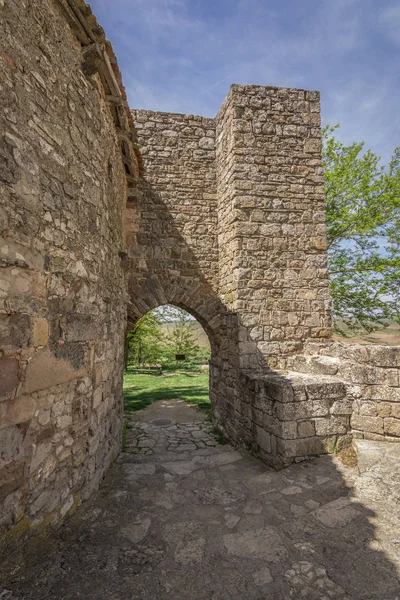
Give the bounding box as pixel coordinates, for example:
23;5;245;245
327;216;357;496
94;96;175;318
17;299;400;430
1;399;400;599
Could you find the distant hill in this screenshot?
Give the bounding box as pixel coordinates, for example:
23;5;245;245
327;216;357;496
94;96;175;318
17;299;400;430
333;321;400;346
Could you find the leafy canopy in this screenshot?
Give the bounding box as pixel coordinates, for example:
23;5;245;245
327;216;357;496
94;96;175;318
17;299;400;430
126;306;210;368
127;311;164;366
323;125;400;332
165;308;198;357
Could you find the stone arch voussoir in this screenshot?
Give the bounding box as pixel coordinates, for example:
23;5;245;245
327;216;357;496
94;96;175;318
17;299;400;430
127;274;232;355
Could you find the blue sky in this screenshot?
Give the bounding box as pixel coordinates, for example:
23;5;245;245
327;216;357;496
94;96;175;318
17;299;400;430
91;0;399;162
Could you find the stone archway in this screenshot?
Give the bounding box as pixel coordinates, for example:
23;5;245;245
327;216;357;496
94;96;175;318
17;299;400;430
121;101;343;466
127;297;224;364
126;260;241;440
4;0;389;550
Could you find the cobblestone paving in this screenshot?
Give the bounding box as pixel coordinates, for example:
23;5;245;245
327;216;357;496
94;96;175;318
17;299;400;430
1;400;399;600
125;420;218;456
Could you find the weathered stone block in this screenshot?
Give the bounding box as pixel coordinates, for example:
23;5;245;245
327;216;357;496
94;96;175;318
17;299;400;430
0;426;25;462
348;364;380;385
281;421;298;440
21;350;87;395
32;318;49;346
30;443;53;473
351;415;384;435
36;425;56;445
384;418;400;437
392;404;400;418
367;346;399;368
57;415;72;429
364;386;400;402
358;402;378;416
256;425;271;453
65;314;97;343
277;435;337;458
0;359;19;397
92;386;103;410
0;395;36;429
0;313;31;347
330;397;353;415
297;420;315;438
263;377;294;403
29;489;60;516
314;416;349;436
0;462;25;503
276;397;330;421
262;413;282;437
376;403;392;418
310;355;339;375
305;380;346;400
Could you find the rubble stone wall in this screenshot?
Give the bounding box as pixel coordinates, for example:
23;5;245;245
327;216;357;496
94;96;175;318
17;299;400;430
128;89;347;469
0;0;127;546
126;109;241;444
126;110;220;326
235;370;350;469
284;343;400;441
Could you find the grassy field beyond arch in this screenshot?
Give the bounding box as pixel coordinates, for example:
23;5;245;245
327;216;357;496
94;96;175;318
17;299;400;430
123;369;210;416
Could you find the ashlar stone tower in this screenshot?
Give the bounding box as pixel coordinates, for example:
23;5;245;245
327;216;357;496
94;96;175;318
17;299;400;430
1;0;399;549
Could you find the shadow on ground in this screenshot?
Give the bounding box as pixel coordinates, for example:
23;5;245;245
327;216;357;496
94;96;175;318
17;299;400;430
123;370;210;414
1;401;399;600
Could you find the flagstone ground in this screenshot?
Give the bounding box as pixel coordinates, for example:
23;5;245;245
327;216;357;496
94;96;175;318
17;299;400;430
0;400;399;600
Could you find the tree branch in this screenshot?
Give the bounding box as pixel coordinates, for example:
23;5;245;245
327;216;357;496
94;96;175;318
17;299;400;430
329;266;393;275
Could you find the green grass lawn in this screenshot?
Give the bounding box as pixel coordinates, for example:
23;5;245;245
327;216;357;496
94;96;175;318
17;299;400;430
123;368;211;416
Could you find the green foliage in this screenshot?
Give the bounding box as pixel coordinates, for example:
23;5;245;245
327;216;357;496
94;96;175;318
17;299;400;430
323;125;400;332
127;312;165;366
165;309;199;359
126;306;211;370
212;427;227;444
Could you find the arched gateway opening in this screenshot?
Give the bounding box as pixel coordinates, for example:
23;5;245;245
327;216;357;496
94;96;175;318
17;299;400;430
125;279;239;446
122;100;343;471
124;304;212;414
123;304;216;457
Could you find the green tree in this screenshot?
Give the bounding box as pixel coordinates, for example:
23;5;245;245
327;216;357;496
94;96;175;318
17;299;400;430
323;125;400;332
126;312;165;367
166;308;198;358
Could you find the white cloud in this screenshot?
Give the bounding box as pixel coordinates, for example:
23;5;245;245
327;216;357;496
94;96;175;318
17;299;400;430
91;0;399;161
